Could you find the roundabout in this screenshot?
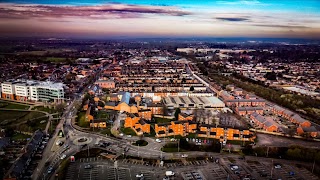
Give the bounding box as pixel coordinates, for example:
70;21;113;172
73;136;93;146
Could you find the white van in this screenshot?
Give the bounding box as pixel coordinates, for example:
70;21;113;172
165;171;175;176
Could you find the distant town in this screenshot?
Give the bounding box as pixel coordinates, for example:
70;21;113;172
0;38;319;180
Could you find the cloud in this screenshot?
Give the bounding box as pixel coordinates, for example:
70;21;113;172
216;17;250;22
253;24;309;29
216;0;267;6
0;3;191;20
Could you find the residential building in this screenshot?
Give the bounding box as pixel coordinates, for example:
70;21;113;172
90;119;107;128
197;125;254;142
250;113;278;132
95;80;115;89
155;121;197;137
297;126;319;138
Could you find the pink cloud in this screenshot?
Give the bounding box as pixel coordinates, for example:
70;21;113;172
0;3;191;20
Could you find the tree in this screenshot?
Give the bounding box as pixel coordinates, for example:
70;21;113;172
56;103;66;113
174;108;181;120
189;86;194;91
182;78;186;83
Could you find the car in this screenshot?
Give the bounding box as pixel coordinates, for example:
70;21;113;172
170;138;176;142
127;135;132;138
274;164;282;169
136;174;144;178
47;167;53;174
230;165;239;171
84;164;92;169
155;139;161;143
119;133;124;137
181;154;188;158
289;171;295;176
60;154;66;160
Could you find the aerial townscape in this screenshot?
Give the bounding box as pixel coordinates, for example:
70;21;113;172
0;1;320;180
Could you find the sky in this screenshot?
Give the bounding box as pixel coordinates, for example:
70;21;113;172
0;0;320;38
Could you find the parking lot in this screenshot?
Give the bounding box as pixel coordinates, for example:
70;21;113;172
64;155;319;180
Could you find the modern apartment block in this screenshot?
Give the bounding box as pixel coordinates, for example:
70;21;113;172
1;80;64;102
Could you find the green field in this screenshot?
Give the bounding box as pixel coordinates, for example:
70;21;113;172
96;111;109;119
154;117;173;123
77;111;89;127
0;101;30;110
45;57;67;62
11;133;31;141
0;110;29;121
0;110;46;126
121;127;136;136
32;106;57;114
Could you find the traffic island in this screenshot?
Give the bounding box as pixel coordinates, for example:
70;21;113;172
132;140;148;146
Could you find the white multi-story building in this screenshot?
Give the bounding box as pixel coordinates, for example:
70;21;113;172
1;80;64;102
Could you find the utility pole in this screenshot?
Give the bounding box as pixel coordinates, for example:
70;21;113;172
271;159;273;178
266;146;269;157
178;139;180;152
138;144;140;158
87;145;90;157
312;159;315;173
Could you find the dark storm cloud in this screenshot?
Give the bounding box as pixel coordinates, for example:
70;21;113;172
0;3;191;20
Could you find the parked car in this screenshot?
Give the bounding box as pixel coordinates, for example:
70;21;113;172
181;154;188;158
60;154;66;160
274;164;282;169
47;167;53;174
84;164;92;169
136;174;144;178
156;139;161;143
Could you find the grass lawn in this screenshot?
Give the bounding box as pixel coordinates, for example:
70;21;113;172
0;110;29;121
96;111;109;119
31;117;49;131
11;133;31;141
99;127;112;136
121;127;136;136
32;106;57;114
0;110;46;128
154;117;173;124
0;101;29;110
144;125;156;137
20;111;46;121
77;111;89;127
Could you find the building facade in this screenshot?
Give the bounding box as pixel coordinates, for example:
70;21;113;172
1;80;64;102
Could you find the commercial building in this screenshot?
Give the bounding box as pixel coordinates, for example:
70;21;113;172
1;80;64;103
163;96;225;109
